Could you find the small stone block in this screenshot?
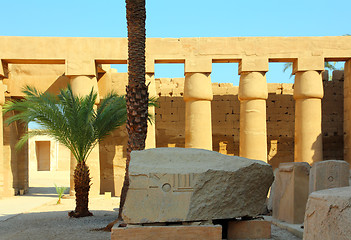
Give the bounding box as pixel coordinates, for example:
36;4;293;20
309;160;349;194
227;220;271;239
273;162;311;224
105;192;111;200
238;57;269;74
111;225;222;240
184;58;212;73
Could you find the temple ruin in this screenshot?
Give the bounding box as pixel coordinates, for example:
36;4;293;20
0;36;350;198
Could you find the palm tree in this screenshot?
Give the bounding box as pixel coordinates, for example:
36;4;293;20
100;0;147;231
118;0;148;221
3;85;127;218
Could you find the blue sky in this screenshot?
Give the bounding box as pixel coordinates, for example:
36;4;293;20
1;0;350;84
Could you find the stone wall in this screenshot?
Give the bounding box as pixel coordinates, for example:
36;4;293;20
28;135;70;187
322;71;344;160
155;70;344;169
98;71;128;196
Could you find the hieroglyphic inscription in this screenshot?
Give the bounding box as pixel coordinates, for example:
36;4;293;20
326;163;339;188
147;173;198;192
173;173;197;192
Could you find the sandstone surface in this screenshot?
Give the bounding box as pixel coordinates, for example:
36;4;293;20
122;148;274;224
304;186;351;240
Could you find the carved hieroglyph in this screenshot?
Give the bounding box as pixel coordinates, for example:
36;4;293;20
122;148;274;224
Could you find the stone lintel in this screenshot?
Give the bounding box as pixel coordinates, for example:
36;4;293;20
184;57;212;74
293;56;324;74
238;57;269;74
65;59;96;77
111;225;222;240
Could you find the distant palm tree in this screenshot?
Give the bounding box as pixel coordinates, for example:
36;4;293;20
283;62;340;79
3;85;127;218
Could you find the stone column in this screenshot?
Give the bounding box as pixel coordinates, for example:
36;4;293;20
0;62;7;197
0;80;4;197
294;71;323;164
145;63;156;149
344;60;351;166
238;71;268;162
69;75;100;196
184;58;213;150
69;151;76;196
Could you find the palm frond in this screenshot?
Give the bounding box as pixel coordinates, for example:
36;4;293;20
283;62;292;72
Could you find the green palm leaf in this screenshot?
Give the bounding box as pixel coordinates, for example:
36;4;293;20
3;84;158;162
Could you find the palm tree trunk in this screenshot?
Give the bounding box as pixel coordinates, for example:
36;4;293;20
69;161;93;218
118;0;147;220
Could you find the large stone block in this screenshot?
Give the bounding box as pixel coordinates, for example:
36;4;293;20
111;225;222;240
272;162;310;224
309;160;349;194
122;148;274;224
227;220;271;240
304;186;351;240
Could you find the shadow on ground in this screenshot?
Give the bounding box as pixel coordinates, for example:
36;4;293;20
27;187;70;197
0;210;116;240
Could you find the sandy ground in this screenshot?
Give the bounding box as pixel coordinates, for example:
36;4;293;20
0;187;301;240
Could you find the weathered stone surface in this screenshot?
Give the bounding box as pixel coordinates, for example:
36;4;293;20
272;162;310;224
227;220;271;240
304;186;351;240
309;160;349;194
122;148;274;224
111;225;222;240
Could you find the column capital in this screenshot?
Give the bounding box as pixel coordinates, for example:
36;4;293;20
238;57;269;74
146;57;155;74
184;57;212;74
0;81;7;105
184;73;213;102
65;59;96;77
238;72;268;101
294;70;323;100
0;60;8;79
70;75;100;104
292;57;324;74
146;73;157;98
